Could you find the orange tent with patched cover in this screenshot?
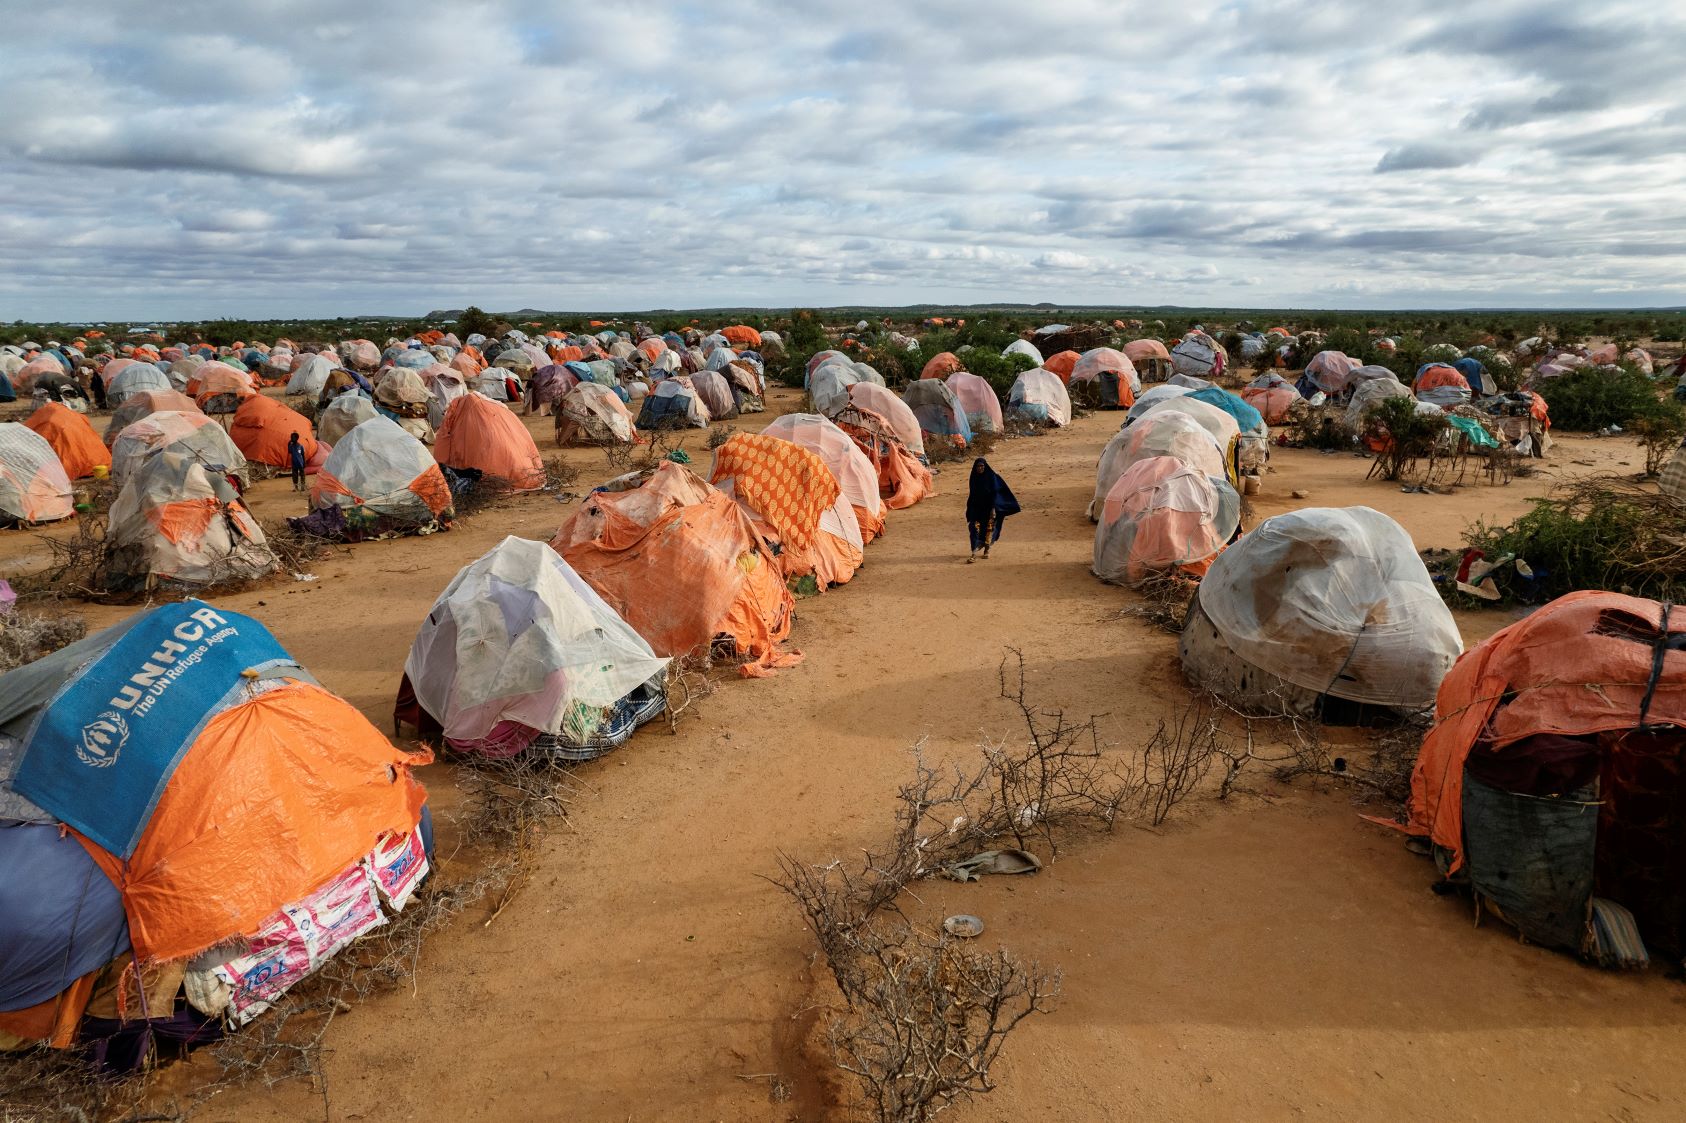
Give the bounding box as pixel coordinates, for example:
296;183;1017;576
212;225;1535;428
230;393;316;467
24;401;111;479
433;392;545;491
549;461;798;677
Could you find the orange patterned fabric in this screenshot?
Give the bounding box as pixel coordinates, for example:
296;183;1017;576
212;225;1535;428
709;433;839;557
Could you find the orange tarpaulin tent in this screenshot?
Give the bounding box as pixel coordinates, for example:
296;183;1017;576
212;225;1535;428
1404;592;1686;874
920;352;963;380
230;393;316;467
24;401;111;479
433;392;545;490
1042;350;1080;382
550;461;798;676
722;325;761;348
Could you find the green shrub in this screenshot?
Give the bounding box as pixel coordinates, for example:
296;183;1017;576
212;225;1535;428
1535;365;1670;431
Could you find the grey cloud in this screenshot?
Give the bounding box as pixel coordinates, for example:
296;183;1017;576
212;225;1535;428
1375;144;1479;173
1461;84;1613;130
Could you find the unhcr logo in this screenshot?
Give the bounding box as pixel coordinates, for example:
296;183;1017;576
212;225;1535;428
78;711;130;768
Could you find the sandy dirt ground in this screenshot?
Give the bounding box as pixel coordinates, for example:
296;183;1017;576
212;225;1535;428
5;386;1683;1122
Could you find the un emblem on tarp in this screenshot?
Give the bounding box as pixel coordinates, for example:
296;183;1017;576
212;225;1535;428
78;711;129;768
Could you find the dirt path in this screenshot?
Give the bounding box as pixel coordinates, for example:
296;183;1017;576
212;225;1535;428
6;390;1680;1121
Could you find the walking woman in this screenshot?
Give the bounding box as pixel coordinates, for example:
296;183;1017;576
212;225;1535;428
966;457;1020;562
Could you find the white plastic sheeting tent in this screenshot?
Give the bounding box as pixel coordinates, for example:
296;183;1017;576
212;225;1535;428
1343;376;1412;429
111;410;250;489
1171;335;1223;378
105;449;277;590
691;369;737;419
317;394;378;446
639;379;710;428
313;416;447;526
286;354;338;398
1071;348;1142;395
403;536;670;756
106;362;171;406
1183;507;1461;713
1088;411;1227;520
1008;368;1072;427
1002;339;1042;364
1093;457;1239;586
557;383;636;445
1302;351;1361;395
1125;383;1194;423
845;382;926;458
0;422;74;525
1137;396;1240;470
808;361;858;416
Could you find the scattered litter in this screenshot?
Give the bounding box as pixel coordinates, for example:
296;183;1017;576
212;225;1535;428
293;572;320;582
943;914;985;939
943;849;1042;882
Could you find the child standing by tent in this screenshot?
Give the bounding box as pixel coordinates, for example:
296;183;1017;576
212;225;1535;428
287;431;306;492
965;458;1019;563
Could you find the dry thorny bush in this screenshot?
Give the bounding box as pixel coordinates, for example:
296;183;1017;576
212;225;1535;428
770;650;1233;1122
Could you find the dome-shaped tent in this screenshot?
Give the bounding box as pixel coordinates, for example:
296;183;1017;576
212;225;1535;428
434;392;545;491
1007;368;1072;427
710;433;859;591
285;354;337;399
945;372;1003;434
317;393;378;446
231;394;317;468
398;537;668;761
1180;507;1460;719
309;416;452;533
762;412;887;543
0;423;75;525
902;379;972;447
1072;347;1141;409
1239;372;1303;425
556;383;637;446
637;379;710;429
103;390;201;448
1402;592;1686;960
1088;412;1228;521
1002;339;1042;364
1171;335;1224;379
106;450;278;591
550;461;798;675
112;410;249;490
1093;457;1239;585
106;362;172;407
23;401;111;480
845;383;925;458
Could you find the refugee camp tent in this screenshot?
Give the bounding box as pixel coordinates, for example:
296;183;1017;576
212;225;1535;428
1302;351;1361;396
316;393;378;447
341;339;381;370
556;383;636;446
833;405;933;511
1072;348;1141;408
1123;340;1172;377
1343;375;1412;429
903;379;972;447
1003;339;1042;364
921;352;964;380
1137;396;1241;478
192;363;256;414
945;372;1003;434
1171;335;1224;379
1240;372;1303;425
711;433;859;591
421;365;467;432
308;416;452;535
112;411;249;490
550;461;797;675
1181;507;1460;719
691;369;737;419
374;368;435;442
1088;411;1227;521
846;383;925;457
1414;364;1473;409
0;602;429;1049
433;392;545;491
1182;386;1268;474
0;423;75;526
808;361;859;417
103;390;201;447
105;451;278;591
1125;383;1195;423
1093;457;1240;586
106;363;171;407
1042;351;1080;382
285;354;337;399
637;379;710;429
1404;592;1686;962
230;394;316;469
396;537;669;761
724;361;766;413
762;413;887;543
14;356;64;393
23;402;110;480
804;350;847;386
1008;368;1072;427
30;372;88;413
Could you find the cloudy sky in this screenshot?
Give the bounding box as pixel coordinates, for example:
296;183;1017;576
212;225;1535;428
3;0;1684;320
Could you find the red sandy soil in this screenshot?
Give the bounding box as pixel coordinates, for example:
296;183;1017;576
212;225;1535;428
5;386;1682;1122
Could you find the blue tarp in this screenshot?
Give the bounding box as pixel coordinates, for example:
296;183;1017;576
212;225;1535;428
0;373;13;403
1188;386;1265;434
0;823;129;1011
14;602;293;858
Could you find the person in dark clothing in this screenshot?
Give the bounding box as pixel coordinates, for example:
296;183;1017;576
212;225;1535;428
89;368;107;410
287;431;306;492
965;457;1019;563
